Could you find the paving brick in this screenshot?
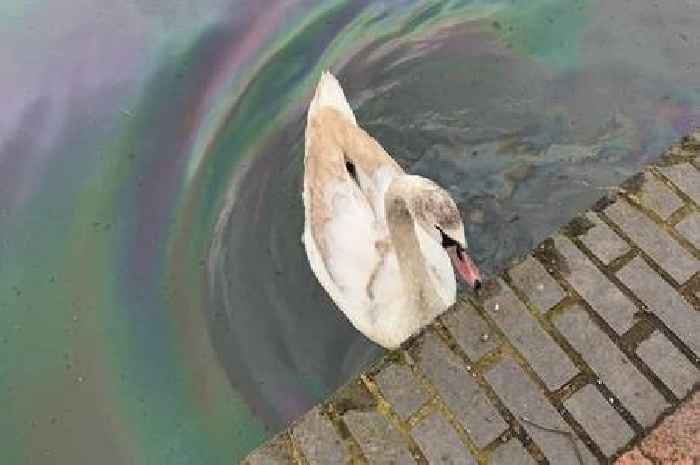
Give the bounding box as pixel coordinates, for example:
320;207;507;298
375;364;430;420
508;256;566;313
618;257;700;356
564;384;634;457
675;212;700;249
636;331;699;399
658;163;700;204
485;360;597;465
442;302;499;361
553;235;637;333
637;173;684;219
416;333;507;447
580;212;630;264
605;200;700;283
555;306;669;426
343;411;415;465
412;412;475;465
293;407;346;465
247;434;293;465
483;280;577;389
489;440;537;465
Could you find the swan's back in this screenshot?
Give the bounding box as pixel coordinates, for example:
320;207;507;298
302;72;404;343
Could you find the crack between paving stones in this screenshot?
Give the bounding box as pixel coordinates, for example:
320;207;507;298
519;416;584;465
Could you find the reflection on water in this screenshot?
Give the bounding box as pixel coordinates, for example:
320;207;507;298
1;0;699;463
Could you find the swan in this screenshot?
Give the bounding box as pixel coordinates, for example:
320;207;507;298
302;71;481;349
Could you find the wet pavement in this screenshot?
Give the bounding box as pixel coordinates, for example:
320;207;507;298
244;131;700;464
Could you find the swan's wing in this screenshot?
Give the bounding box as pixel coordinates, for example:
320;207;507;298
303;73;406;334
311;107;403;214
303;118;384;307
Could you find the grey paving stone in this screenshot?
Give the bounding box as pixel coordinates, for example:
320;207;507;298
486;360;597;465
416;333;507;447
509;255;566;313
605;200;699;283
375;364;430;420
553;235;636;333
637;331;699;398
659;163;700;204
247;434;293;465
489;440;537;465
343;411;415;465
442;302;499;361
618;257;700;356
638;173;684;219
293;406;347;465
483;280;577;389
675;212;700;249
564;384;634;457
555;306;669;426
413;412;475;465
580;212;630;264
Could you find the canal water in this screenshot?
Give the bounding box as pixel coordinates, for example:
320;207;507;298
1;1;699;463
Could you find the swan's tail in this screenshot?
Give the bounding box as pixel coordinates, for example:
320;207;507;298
308;70;356;125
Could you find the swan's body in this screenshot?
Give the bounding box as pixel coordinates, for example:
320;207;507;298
302;72;480;348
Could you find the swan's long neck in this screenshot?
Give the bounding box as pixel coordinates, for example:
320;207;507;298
385;177;442;315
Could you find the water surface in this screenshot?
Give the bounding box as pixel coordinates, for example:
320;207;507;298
1;0;699;463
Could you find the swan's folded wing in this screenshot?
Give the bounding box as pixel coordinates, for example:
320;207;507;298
304;159;382;301
306;107;403;219
303;107;403;322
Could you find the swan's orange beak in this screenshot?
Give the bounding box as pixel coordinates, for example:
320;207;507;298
447;246;482;290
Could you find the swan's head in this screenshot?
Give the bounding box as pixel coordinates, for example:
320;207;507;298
408;177;482;290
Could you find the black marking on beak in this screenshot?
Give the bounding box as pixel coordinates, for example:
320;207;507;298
436;226;465;255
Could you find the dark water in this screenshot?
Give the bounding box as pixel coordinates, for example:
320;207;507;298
1;1;699;463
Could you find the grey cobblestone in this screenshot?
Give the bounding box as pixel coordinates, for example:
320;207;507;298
483;280;577;389
485;360;597;465
564;384;634;457
580;212;630;264
442;302;499;361
247;434;292;465
618;256;700;356
416;333;507;447
637;172;684;219
637;331;699;399
293;406;346;465
489;440;536;465
412;412;475;465
553;235;636;333
375;364;430;420
555;306;669;426
508;255;566;313
675;212;700;249
605;199;699;283
343;410;415;465
658;163;700;204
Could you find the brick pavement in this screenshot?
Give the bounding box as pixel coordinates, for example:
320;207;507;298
243;131;700;465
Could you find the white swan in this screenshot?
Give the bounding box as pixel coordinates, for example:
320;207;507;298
302;71;481;349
